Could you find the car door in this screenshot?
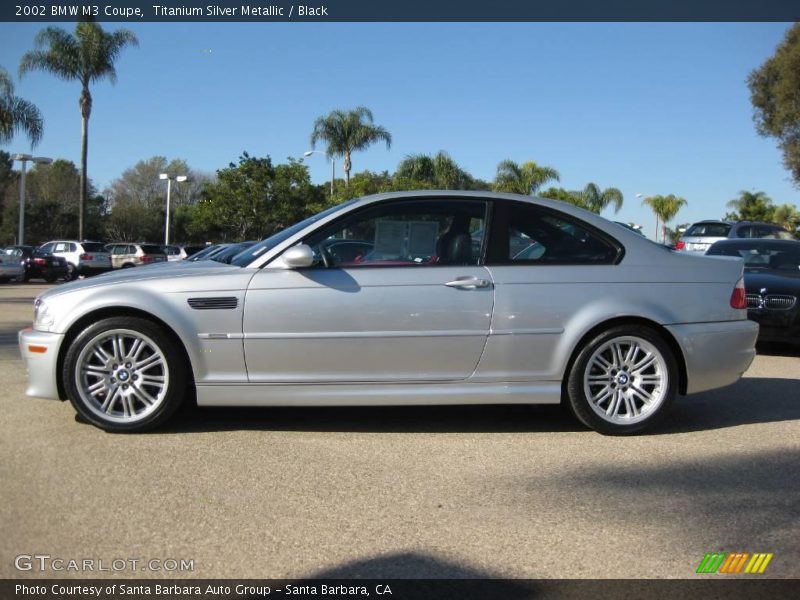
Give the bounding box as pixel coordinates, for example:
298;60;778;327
476;200;623;381
243;198;494;383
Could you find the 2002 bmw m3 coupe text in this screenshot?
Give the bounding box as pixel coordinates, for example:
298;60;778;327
18;192;758;434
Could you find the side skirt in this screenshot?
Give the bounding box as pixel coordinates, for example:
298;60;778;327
196;381;562;407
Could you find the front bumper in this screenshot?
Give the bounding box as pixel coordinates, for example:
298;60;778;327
18;328;65;400
666;320;758;395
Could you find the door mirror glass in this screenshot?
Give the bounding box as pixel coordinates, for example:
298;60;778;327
283;244;314;268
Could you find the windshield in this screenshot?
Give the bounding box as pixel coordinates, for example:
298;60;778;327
81;242;107;252
684;223;731;237
211;241;257;264
231;199;359;267
187;245;221;261
707;242;800;271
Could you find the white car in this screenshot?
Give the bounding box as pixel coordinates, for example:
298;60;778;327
162;245;206;262
38;241;112;281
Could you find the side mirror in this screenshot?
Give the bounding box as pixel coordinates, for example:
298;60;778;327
282;244;314;269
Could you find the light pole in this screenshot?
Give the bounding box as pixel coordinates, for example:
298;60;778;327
11;154;52;245
636;192;659;242
304;150;335;198
159;173;187;245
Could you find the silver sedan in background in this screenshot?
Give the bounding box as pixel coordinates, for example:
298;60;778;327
18;191;757;435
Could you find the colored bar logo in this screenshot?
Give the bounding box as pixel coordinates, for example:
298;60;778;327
696;552;773;574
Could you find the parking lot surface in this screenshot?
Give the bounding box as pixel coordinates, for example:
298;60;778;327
1;282;798;579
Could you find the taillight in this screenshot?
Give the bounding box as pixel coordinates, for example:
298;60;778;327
80;253;93;260
730;278;747;309
674;240;685;250
33;258;46;265
141;255;153;263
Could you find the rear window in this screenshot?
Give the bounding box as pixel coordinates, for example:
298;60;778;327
685;223;731;237
141;245;164;254
81;242;106;252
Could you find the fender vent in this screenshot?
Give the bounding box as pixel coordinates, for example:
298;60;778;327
188;296;238;310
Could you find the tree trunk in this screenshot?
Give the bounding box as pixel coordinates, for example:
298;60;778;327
79;85;91;240
343;151;351;186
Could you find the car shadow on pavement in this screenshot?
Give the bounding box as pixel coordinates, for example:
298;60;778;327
527;447;800;570
657;376;800;434
156;375;800;435
159;403;585;434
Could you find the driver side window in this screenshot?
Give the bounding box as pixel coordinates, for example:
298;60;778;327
304;200;488;268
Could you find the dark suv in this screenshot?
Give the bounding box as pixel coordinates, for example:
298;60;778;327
675;220;793;253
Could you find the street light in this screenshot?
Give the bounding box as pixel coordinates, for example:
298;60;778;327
303;150;335;198
11;153;52;245
159;173;188;245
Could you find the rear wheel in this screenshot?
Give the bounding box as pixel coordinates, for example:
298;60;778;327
64;264;77;281
44;274;57;283
63;316;187;432
566;325;677;435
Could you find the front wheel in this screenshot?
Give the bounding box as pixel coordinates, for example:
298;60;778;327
63;316;187;432
566;325;678;435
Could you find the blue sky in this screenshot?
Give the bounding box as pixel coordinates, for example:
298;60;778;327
0;22;796;236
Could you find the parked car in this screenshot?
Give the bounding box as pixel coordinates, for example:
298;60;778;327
38;240;112;281
185;244;228;262
707;238;800;345
19;191;757;434
3;246;68;282
209;241;258;264
162;245;205;262
675;220;793;253
106;243;168;269
0;248;25;282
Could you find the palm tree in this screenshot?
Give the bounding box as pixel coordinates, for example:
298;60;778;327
310;106;392;186
641;194;688;243
395;151;468;189
20;22;138;239
772;203;800;234
725;190;774;222
0;66;43;147
581;182;623;214
493;160;559;195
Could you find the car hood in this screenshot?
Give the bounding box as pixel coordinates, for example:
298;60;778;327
744;269;800;295
40;260;249;300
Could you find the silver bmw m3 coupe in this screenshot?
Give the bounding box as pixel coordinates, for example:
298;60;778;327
18;191;758;434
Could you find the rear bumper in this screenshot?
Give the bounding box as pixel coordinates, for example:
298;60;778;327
666;320;758;395
18;328;64;400
0;265;24;278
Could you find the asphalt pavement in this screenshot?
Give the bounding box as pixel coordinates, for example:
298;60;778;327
1;282;798;579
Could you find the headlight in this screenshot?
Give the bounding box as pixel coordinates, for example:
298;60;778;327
33;298;54;330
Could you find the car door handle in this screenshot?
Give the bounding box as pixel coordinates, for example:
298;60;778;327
445;277;491;289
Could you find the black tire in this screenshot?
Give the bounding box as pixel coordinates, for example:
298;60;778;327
566;325;678;435
63;316;188;432
23;272;31;283
44;274;57;283
64;264;77;281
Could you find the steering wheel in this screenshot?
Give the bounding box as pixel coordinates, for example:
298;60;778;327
319;246;333;268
